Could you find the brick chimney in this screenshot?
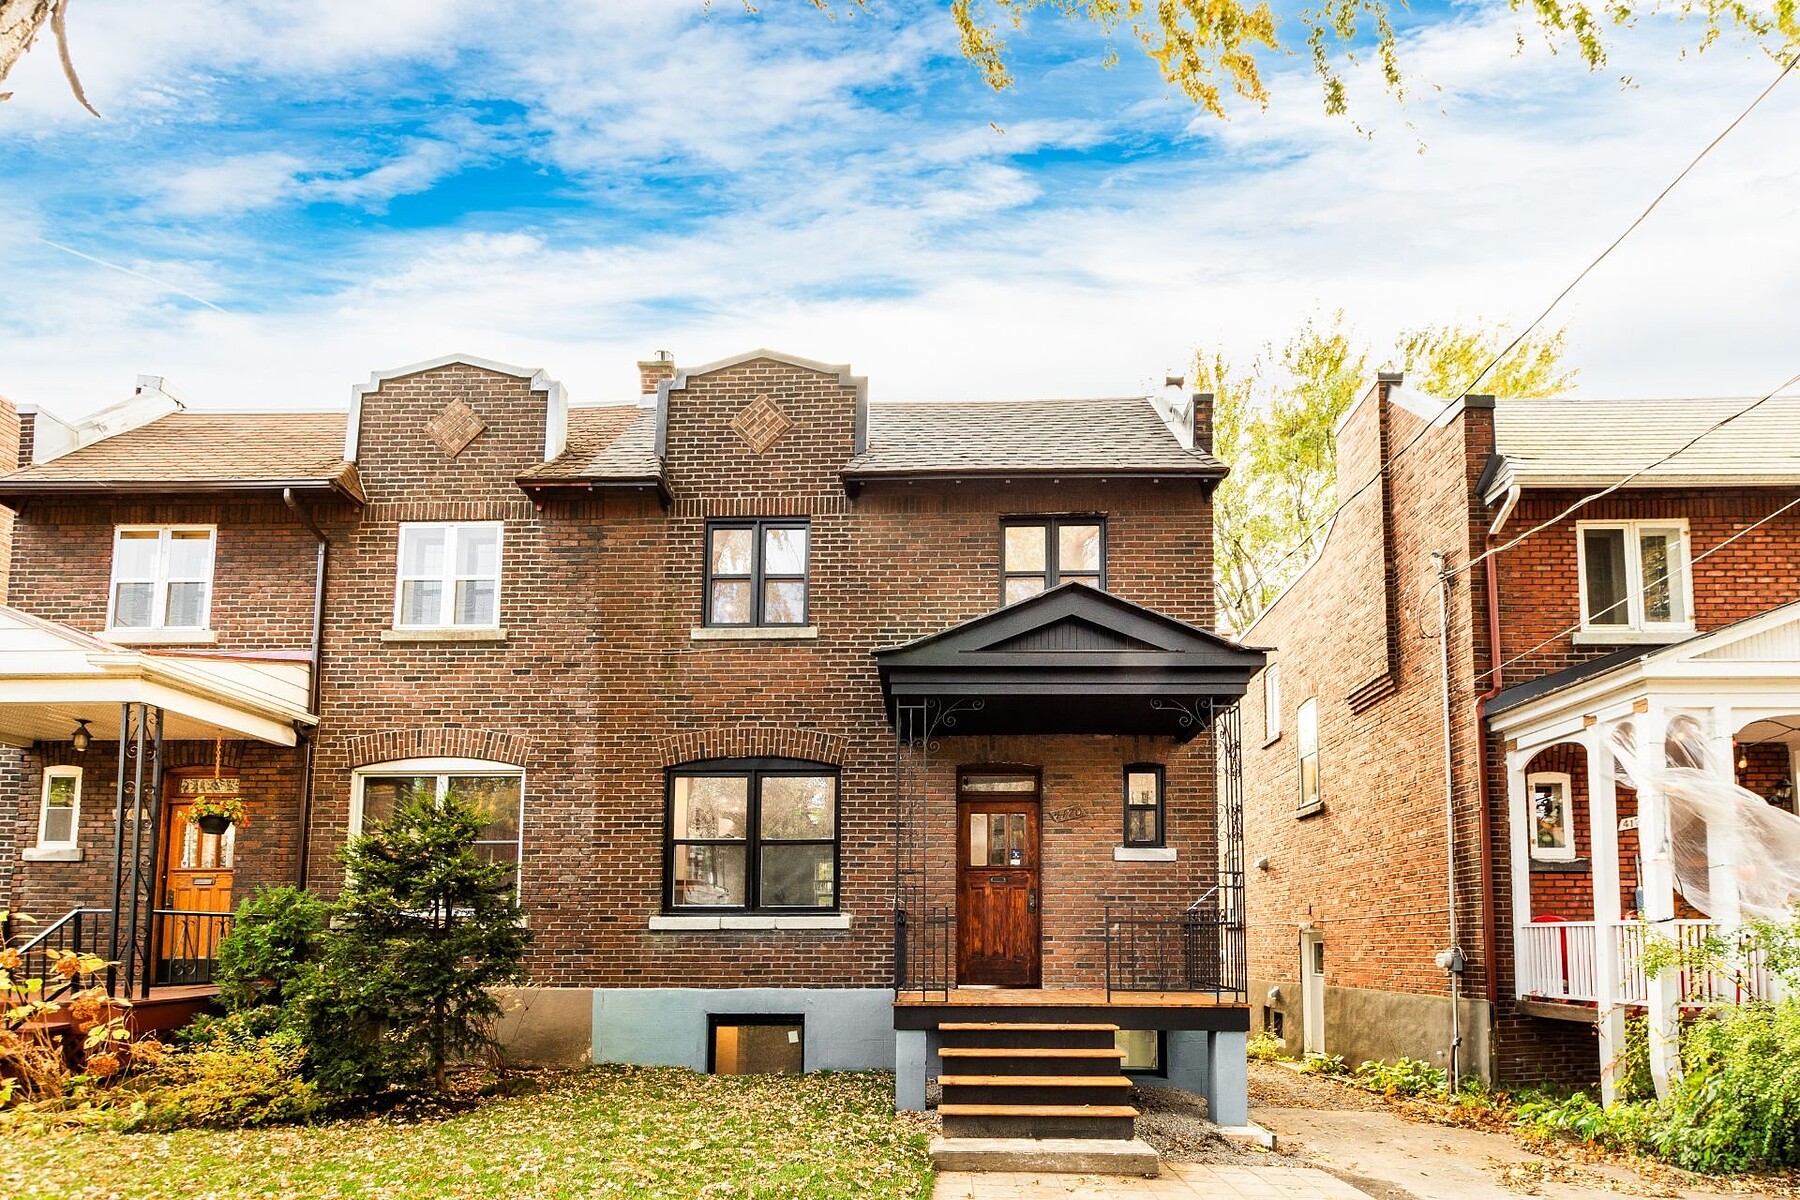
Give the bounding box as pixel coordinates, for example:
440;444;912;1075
638;351;676;396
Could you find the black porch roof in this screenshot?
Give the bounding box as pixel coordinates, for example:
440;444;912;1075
873;583;1267;739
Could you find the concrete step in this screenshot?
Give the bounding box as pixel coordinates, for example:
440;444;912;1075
939;1102;1139;1141
929;1135;1160;1176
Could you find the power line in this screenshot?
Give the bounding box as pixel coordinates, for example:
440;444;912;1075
1232;52;1799;614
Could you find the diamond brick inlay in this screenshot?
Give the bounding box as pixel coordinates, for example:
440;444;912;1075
427;398;486;458
730;393;794;454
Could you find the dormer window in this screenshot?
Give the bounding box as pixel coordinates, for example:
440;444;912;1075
108;526;215;632
1578;521;1692;634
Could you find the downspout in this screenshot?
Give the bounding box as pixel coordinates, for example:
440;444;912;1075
1433;551;1462;1090
283;488;328;889
1471;484;1518;1068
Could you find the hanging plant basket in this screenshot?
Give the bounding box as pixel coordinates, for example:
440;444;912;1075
196;813;232;835
185;790;248;834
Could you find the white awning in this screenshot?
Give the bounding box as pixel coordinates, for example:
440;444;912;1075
0;605;315;747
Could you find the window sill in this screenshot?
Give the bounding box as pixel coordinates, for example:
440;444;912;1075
1262;733;1282;749
1114;846;1177;862
22;846;83;862
1571;627;1693;647
1295;800;1327;821
689;626;819;642
648;914;851;932
380;628;508;643
1531;856;1589;873
104;628;217;646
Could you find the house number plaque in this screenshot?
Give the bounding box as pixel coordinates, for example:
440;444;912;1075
1045;804;1083;825
180;777;240;796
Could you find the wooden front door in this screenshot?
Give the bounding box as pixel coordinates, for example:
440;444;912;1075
157;796;235;984
956;771;1042;987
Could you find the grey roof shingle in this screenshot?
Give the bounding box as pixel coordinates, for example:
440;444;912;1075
1491;394;1800;493
846;397;1223;478
0;412;362;500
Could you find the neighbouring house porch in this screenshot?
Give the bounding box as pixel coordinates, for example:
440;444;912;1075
1489;601;1800;1102
0;604;315;1009
873;584;1265;1122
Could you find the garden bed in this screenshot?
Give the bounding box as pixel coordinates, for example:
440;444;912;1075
3;1066;935;1200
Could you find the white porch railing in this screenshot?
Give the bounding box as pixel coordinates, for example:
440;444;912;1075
1522;920;1782;1007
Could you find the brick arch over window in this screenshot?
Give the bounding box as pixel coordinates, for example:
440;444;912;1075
342;728;530;769
657;727;848;768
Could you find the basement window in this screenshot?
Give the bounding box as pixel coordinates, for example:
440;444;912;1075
709;1015;804;1075
1116;1029;1164;1075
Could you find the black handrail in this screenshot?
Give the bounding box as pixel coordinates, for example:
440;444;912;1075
7;906;113;1000
1104;902;1247;1001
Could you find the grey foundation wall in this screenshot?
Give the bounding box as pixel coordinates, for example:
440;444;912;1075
593;987;896;1072
1251;977;1493;1081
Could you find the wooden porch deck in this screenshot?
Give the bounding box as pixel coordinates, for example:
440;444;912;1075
893;988;1248;1032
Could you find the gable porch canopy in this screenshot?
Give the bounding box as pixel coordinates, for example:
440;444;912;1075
873;583;1267;740
0;605;315;748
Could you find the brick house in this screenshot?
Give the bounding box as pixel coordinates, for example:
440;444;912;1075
1238;376;1800;1096
0;351;1264;1133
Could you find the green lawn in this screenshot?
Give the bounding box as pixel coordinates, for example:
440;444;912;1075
3;1066;935;1200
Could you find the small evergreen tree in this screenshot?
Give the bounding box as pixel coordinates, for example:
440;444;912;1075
326;786;532;1091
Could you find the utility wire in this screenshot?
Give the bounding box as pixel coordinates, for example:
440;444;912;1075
1232;52;1799;613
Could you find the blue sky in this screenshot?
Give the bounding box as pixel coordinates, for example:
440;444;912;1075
0;0;1794;417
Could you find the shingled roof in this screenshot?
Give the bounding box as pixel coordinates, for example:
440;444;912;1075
845;397;1224;481
0;412;363;503
518;405;664;494
1485;394;1800;498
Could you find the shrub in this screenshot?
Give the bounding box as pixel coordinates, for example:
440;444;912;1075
1246;1030;1285;1062
125;1029;320;1130
319;786;533;1095
1297;1052;1348;1075
1649;999;1800;1173
214;886;332;1012
1515;1090;1654;1152
1353;1057;1447;1098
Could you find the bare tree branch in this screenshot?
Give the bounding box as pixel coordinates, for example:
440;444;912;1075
0;0;98;115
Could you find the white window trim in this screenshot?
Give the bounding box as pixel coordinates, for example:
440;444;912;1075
1296;697;1320;810
105;525;216;634
1528;771;1576;862
393;522;505;630
36;765;81;849
1263;664;1282;744
349;757;525;897
1575;519;1694;635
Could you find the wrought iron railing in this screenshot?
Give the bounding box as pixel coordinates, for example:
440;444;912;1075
894;906;952;998
1104;901;1247;1001
152;909;234;986
5;907;113;1000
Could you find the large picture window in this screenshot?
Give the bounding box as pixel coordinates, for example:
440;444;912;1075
1001;517;1104;603
704;521;810;627
394;523;503;629
1577;520;1692;633
667;760;838;912
351;759;524;894
108;526;215;631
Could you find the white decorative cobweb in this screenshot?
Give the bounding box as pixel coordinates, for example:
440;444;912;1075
1609;719;1800;920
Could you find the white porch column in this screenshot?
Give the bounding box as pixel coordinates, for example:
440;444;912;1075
1586;730;1626;1105
1635;706;1681;1097
1505;751;1534;994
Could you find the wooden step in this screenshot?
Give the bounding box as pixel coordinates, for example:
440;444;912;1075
939;1022;1119;1032
939;1047;1125;1059
939;1075;1132;1088
939;1046;1126;1075
939;1104;1139;1118
939;1101;1139;1140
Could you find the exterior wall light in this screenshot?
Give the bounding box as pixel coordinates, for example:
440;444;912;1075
71;719;92;753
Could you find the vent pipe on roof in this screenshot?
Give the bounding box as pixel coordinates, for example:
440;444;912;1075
1150;376;1195;451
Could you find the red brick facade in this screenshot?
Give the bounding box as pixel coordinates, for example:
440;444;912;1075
2;355;1228;1007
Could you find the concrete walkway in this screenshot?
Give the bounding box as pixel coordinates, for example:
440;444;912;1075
932;1162;1369;1199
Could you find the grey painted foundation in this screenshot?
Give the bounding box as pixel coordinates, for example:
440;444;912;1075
1251;976;1494;1081
591;987;896;1072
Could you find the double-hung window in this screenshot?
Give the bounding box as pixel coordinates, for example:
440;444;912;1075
352;760;524;895
1577;520;1692;634
1263;664;1282;743
395;523;503;629
667;760;838;912
1529;772;1575;862
1123;765;1165;847
704;520;809;627
1001;517;1104;603
109;526;215;631
1297;698;1321;810
37;767;81;848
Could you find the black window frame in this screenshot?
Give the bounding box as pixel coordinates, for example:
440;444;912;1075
703;519;811;628
706;1013;806;1074
664;757;841;914
999;516;1107;603
1122;763;1166;848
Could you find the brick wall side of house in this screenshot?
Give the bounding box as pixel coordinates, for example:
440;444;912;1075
1239;392;1496;1044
